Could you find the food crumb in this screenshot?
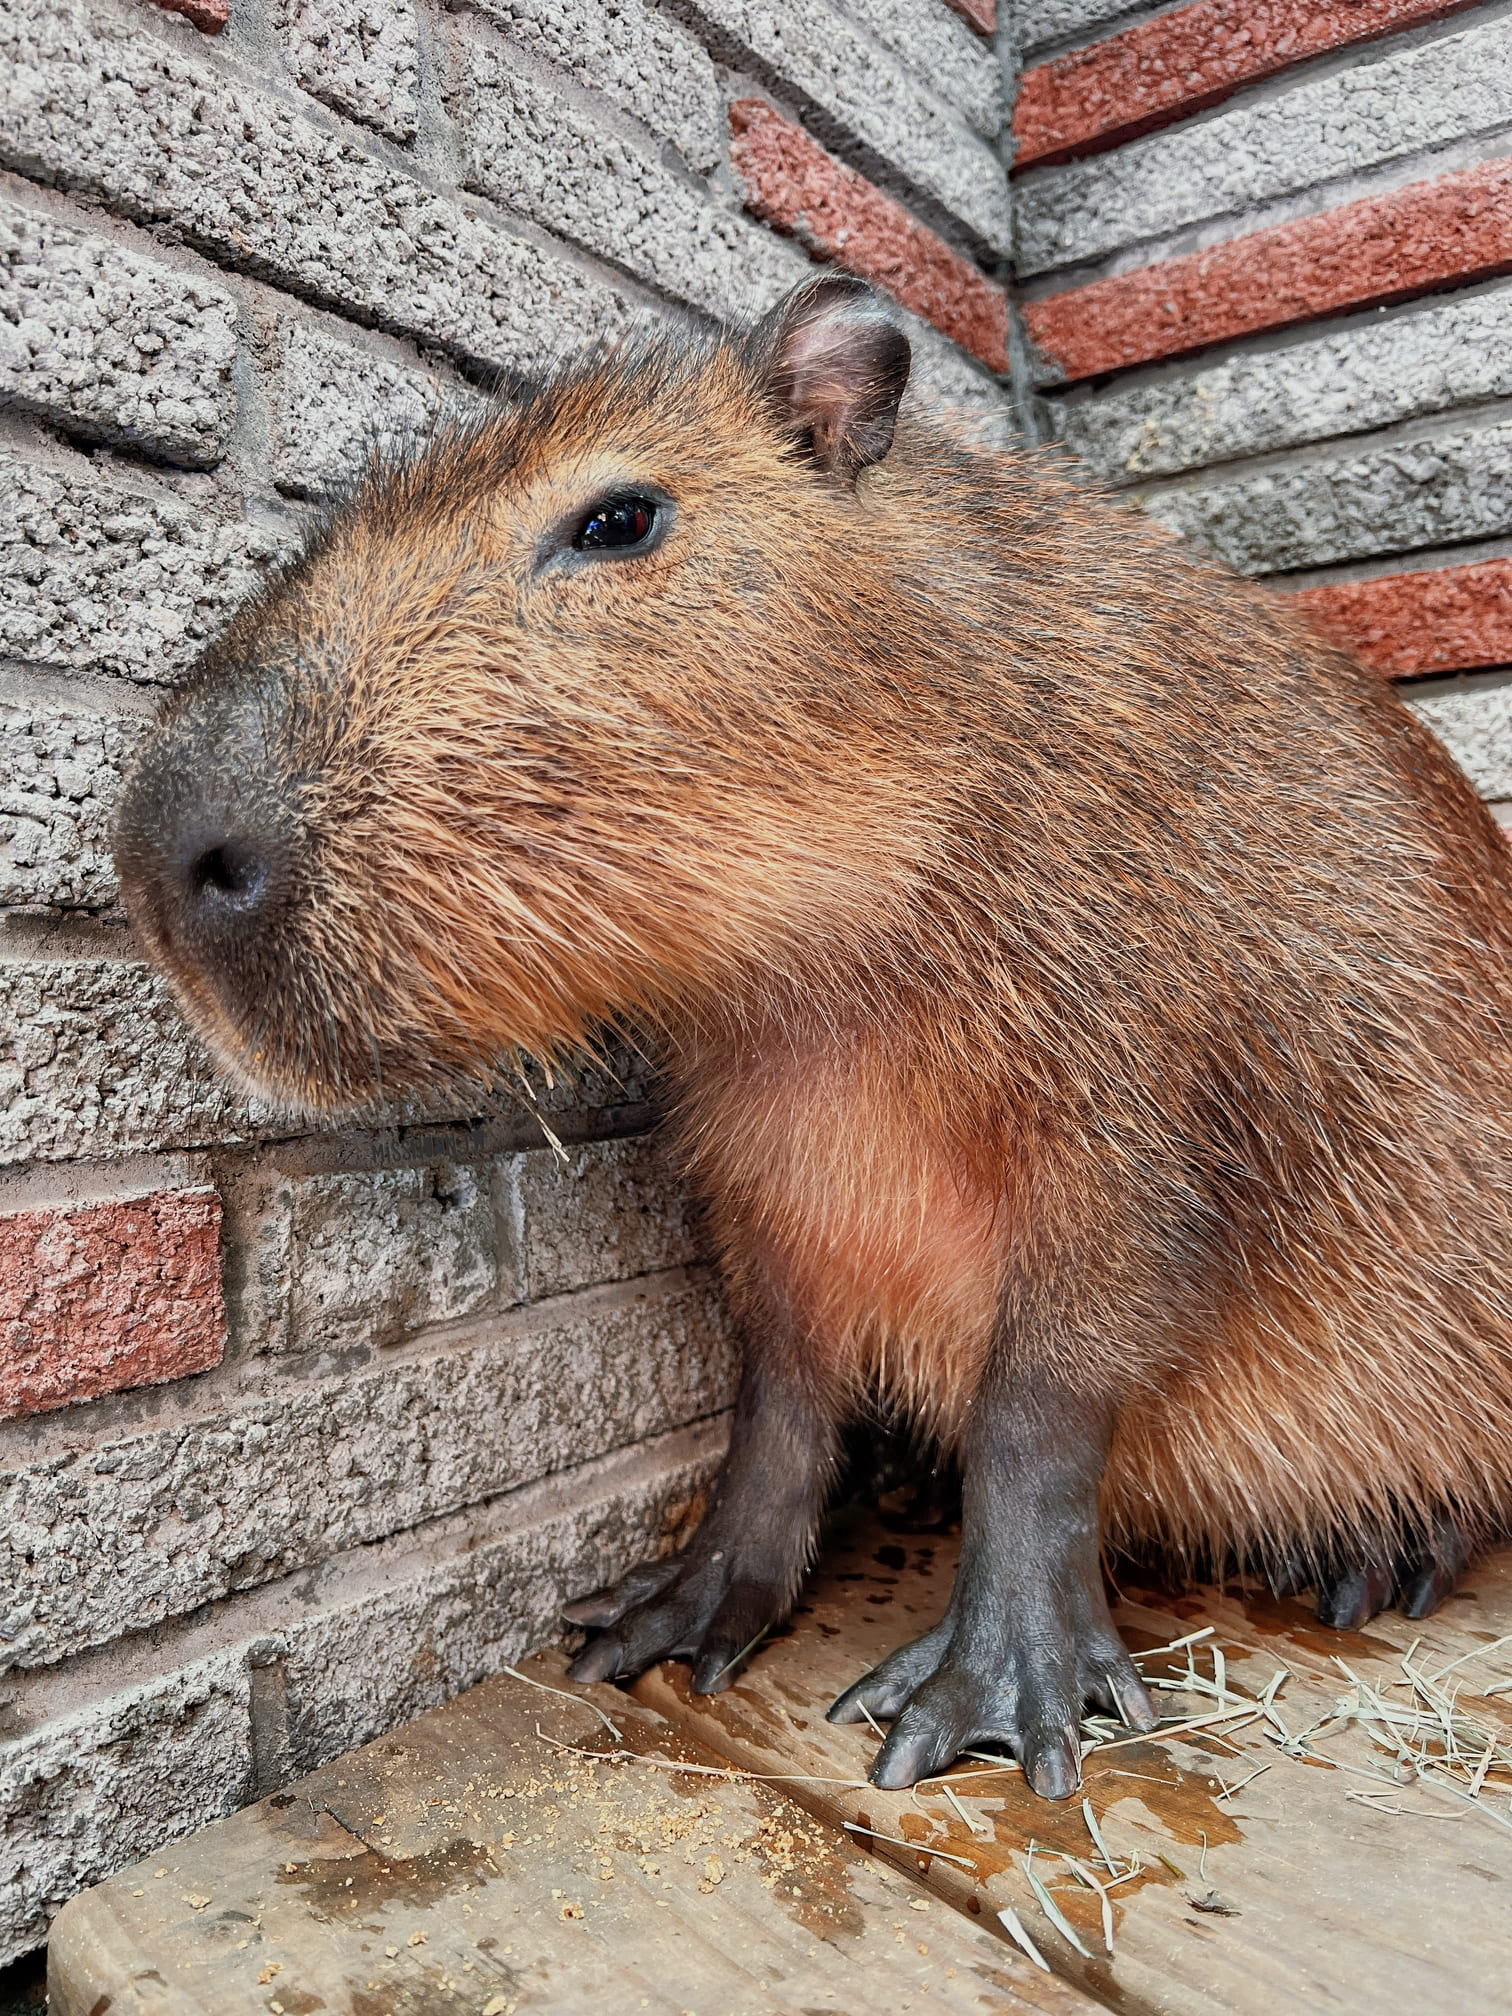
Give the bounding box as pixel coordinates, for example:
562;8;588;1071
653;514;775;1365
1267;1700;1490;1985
257;1964;282;1984
561;1901;584;1920
407;1929;427;1947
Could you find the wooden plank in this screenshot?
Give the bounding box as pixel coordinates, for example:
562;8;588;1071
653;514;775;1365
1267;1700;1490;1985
634;1514;1512;2016
47;1652;1101;2016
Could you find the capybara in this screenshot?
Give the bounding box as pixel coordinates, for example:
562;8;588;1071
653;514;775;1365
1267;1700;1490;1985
115;276;1512;1798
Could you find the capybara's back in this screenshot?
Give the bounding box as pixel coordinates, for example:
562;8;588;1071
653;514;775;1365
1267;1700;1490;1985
115;276;1512;1798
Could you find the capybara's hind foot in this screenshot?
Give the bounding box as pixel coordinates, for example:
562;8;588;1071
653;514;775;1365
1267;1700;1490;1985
1312;1514;1475;1630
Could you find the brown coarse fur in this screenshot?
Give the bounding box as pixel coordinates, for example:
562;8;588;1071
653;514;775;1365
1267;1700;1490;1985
121;298;1512;1594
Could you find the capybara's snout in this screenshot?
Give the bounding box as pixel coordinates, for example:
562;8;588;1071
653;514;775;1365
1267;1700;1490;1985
115;676;306;1086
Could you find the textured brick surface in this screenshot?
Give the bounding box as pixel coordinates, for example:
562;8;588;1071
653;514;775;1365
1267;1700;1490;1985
464;0;723;171
0;1425;722;1963
0;960;266;1167
0;0;631;379
1015;17;1512;275
1014;1;1479;169
671;0;1012;253
843;0;1000;138
268;321;482;498
1297;557;1512;679
0;1271;733;1671
0;197;237;468
1141;416;1512;576
0;1189;224;1422
0;450;290;683
283;1162;500;1351
730;99;1008;370
274;0;420;142
902;311;1014;445
512;1136;702;1302
1016;0;1148;56
0;1649;250;1967
1406;679;1512;798
0;697;143;910
1059;284;1512;483
457;47;800;322
1023;158;1512;384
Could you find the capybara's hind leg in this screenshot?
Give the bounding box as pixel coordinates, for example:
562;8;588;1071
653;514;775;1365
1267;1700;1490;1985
1314;1513;1475;1630
830;1368;1157;1797
566;1349;837;1692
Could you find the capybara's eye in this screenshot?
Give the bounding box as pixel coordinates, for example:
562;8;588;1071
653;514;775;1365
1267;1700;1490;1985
573;495;658;551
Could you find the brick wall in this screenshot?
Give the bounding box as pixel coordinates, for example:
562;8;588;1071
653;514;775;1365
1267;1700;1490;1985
0;0;1011;1960
1008;0;1512;830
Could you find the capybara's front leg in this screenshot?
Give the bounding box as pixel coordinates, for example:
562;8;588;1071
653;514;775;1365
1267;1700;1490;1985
566;1347;837;1692
829;1370;1156;1796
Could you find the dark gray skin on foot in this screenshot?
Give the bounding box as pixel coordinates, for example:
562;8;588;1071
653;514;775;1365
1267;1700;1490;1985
826;1375;1156;1797
570;1358;1158;1797
566;1357;835;1696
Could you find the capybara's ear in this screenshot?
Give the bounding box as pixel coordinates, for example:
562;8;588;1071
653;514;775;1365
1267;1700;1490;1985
750;275;912;481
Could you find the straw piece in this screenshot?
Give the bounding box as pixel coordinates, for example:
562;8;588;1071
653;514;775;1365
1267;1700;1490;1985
1081;1797;1117;1877
841;1822;977;1869
503;1666;622;1742
997;1904;1051;1972
1025;1842;1093;1960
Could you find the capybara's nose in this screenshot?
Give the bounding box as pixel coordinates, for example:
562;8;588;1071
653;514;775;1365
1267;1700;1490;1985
113;689;298;1009
179;831;272;920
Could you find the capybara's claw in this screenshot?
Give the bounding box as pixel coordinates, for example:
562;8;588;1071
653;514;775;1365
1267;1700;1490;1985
566;1552;784;1693
1312;1513;1476;1630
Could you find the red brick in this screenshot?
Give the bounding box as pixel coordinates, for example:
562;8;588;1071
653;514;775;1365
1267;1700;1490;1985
1294;560;1512;680
0;1189;225;1421
729;100;1009;373
1014;0;1476;170
152;0;230;28
1021;156;1512;383
943;0;995;33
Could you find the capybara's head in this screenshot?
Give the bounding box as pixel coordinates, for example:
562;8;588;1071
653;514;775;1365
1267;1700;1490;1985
114;277;936;1112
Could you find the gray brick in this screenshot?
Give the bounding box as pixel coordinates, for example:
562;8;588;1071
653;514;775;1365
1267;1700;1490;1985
0;958;272;1167
456;42;802;321
0;1650;251;1965
1138;416;1512;576
671;0;1012;253
1057;287;1512;485
842;0;1001;139
0;449;291;684
0;1423;723;1962
1014;0;1152;59
268;320;484;498
283;1160;501;1349
0;950;656;1169
1015;18;1512;274
465;0;723;172
0;697;144;911
0;0;632;378
0;1272;734;1672
0;196;237;468
903;310;1015;447
1407;680;1512;800
513;1136;701;1301
274;0;420;143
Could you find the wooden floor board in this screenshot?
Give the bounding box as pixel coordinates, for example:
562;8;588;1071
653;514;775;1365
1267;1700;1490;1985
46;1513;1512;2014
47;1651;1096;2016
635;1514;1512;2016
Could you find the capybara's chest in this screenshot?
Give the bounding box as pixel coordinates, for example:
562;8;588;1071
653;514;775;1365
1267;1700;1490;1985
682;1037;1008;1427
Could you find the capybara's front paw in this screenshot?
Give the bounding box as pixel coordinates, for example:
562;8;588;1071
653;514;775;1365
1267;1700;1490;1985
564;1546;784;1693
828;1598;1156;1798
